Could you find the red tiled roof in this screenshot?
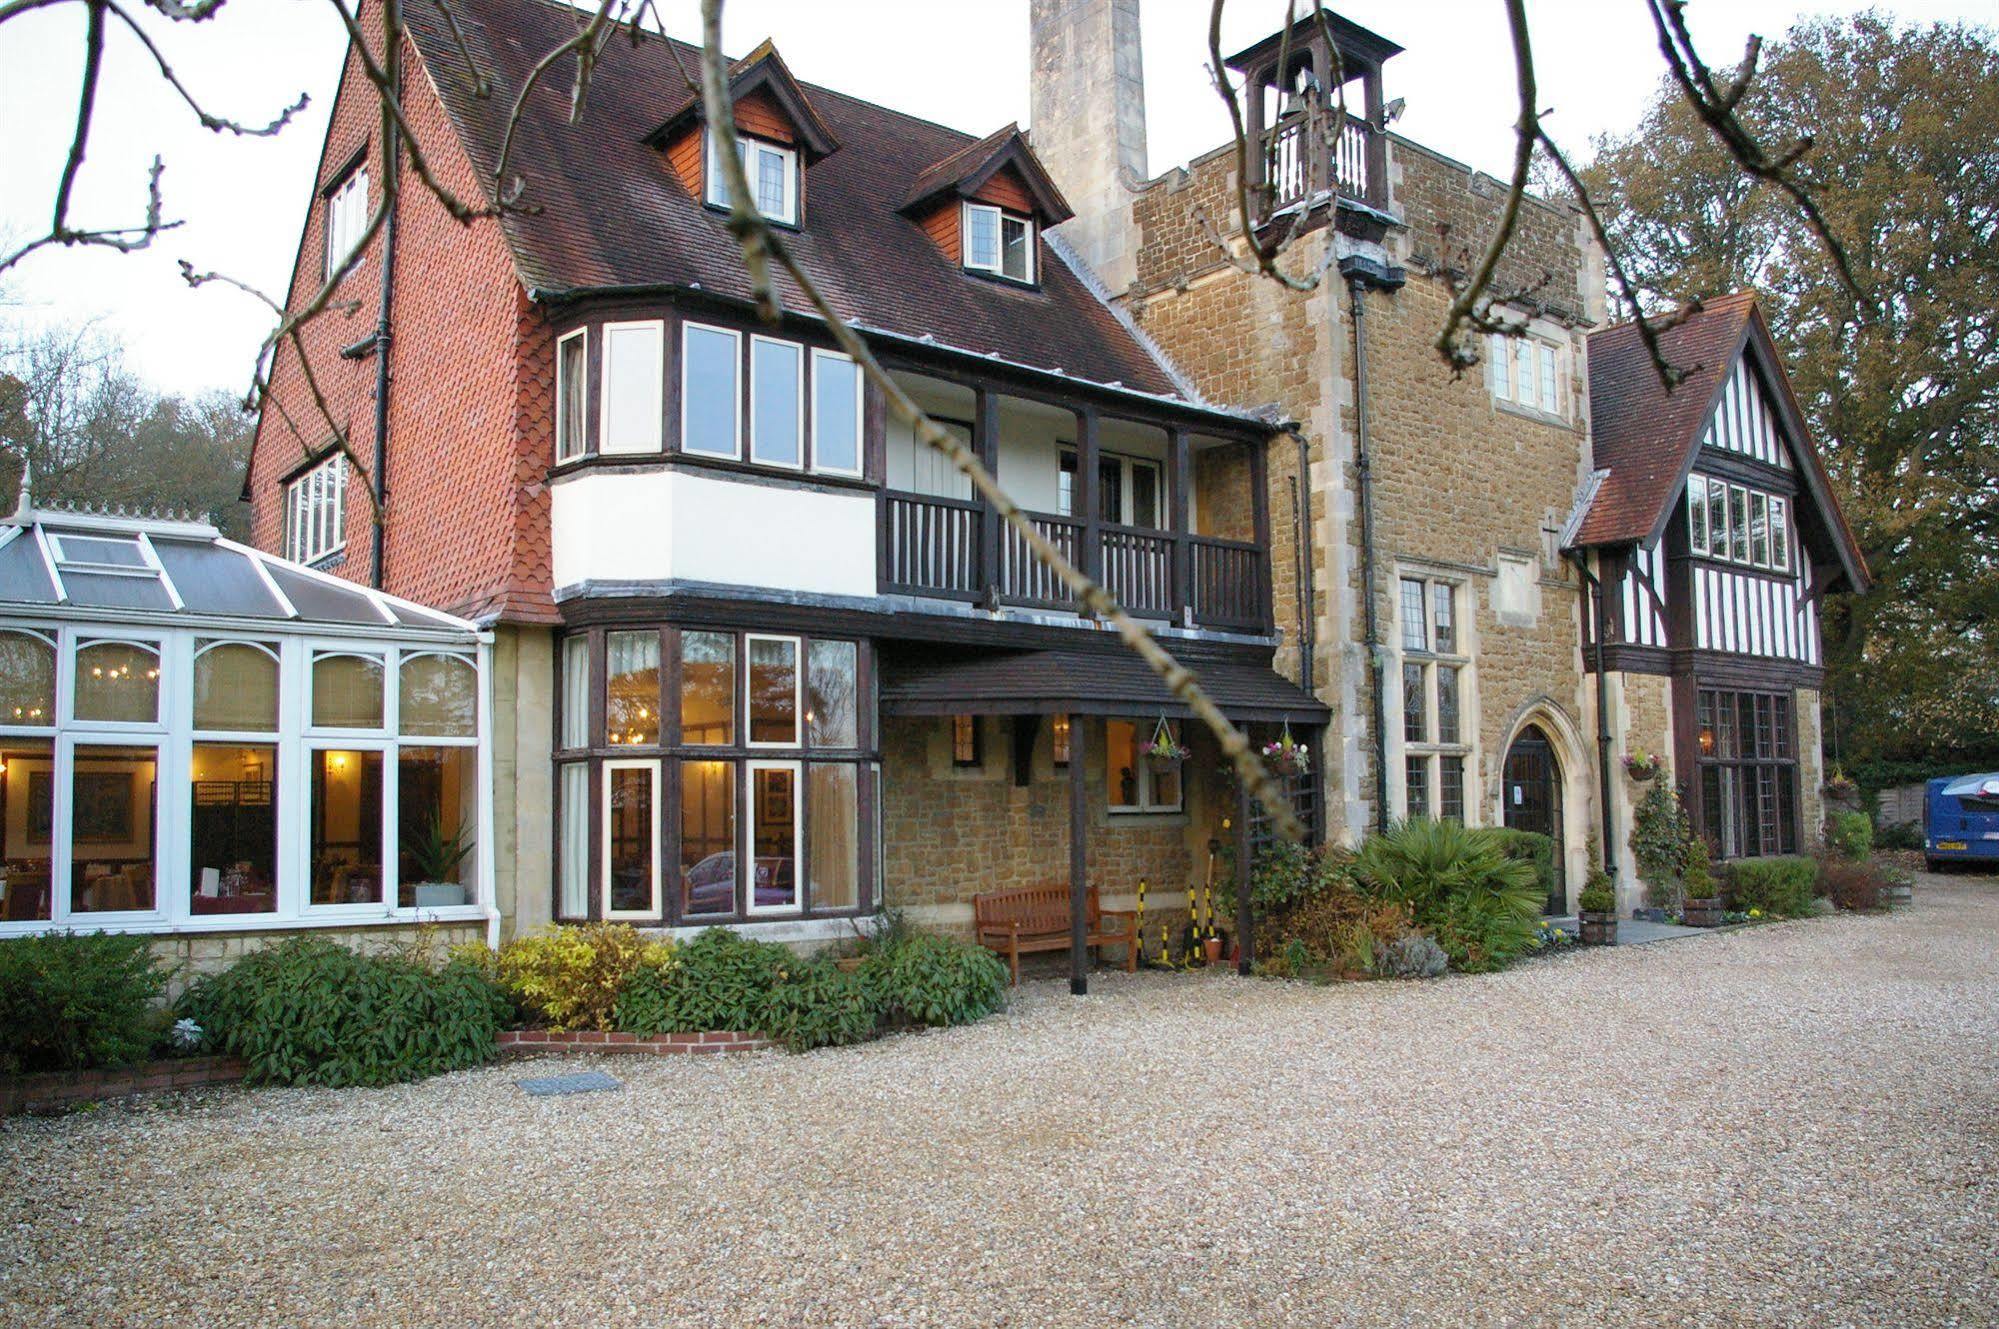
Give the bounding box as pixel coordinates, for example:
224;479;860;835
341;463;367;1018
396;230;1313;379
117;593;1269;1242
901;123;1073;222
401;0;1183;399
1574;292;1757;547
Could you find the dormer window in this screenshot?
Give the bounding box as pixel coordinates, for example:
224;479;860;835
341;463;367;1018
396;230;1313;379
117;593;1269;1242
705;131;798;225
964;203;1033;283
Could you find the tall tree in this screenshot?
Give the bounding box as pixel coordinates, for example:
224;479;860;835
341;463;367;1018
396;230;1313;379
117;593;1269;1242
0;323;254;537
1582;13;1999;766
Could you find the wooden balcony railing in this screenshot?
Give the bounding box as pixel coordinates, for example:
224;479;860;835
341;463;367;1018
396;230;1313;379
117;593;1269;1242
881;490;1271;632
1262;110;1380;214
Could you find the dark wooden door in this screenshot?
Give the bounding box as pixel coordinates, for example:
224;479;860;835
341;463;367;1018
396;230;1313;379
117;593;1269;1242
1503;727;1565;914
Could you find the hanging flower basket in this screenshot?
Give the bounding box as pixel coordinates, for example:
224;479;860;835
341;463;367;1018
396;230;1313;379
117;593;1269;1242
1823;771;1859;802
1261;733;1311;779
1622;751;1661;783
1141;718;1191;772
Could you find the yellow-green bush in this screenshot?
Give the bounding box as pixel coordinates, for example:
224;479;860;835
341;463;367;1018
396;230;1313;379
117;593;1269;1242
456;924;674;1031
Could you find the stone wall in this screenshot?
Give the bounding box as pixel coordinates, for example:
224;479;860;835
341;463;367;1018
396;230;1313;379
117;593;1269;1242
151;922;486;1000
880;715;1228;938
1606;670;1676;908
1124;132;1595;859
1797;686;1826;853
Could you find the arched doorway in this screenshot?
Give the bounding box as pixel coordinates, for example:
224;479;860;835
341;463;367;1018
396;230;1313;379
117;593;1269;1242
1503;725;1566;914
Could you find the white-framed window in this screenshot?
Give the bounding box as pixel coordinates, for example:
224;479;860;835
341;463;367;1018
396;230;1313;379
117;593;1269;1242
1490;331;1564;417
1688;473;1793;573
745;759;802;914
556;327;588;462
599;320;664;455
745;633;801;748
324;165;369;277
1105;718;1183;814
964;203;1035;283
706;132;798;225
811;348;863;476
602;757;660;919
750;335;804;469
285;454;347;565
71;638;163;727
1397;575;1472;823
681;321;742;458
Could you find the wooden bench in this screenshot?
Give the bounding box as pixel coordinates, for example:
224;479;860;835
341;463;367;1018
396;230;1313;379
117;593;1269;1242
973;883;1138;985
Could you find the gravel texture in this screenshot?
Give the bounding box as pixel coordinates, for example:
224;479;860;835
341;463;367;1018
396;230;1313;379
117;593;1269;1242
4;871;1997;1327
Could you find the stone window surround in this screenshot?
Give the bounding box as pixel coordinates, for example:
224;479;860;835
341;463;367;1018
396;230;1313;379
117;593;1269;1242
1388;568;1480;825
1486;308;1579;426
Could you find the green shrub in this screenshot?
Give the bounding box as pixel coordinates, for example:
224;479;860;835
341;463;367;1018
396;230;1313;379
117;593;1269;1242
179;937;508;1087
0;932;171;1074
465;924;674;1031
1875;820;1923;851
1378;933;1448;979
1724;856;1819;917
761;960;879;1051
1818;856;1887;911
1682;834;1718;901
654;928;795;1033
1259;876;1412;979
1825;810;1873;862
1576;865;1617;916
1631;782;1692;905
1352;819;1544;973
1490;829;1557;910
610;964;676;1036
859;934;1007;1027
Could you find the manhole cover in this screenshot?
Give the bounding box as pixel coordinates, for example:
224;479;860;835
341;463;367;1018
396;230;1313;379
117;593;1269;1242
516;1070;623;1097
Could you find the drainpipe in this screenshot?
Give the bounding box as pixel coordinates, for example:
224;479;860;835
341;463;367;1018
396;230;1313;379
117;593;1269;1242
368;0;402;590
1286;424;1316;692
1345;272;1389;833
1568;548;1618;877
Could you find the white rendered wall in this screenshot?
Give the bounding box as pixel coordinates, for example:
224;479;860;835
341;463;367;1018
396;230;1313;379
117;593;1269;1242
551;469;876;599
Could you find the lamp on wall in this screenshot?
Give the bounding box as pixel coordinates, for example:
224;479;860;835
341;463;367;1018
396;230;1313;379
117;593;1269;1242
1698;726;1715;756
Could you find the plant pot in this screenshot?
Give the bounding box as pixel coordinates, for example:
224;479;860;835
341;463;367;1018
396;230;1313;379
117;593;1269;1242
1682;896;1725;928
1578;910;1619;946
1881;882;1913;908
1147;753;1185;775
1203;936;1223;966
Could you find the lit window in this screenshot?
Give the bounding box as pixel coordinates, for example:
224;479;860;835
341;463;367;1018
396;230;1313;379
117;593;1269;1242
310;747;383;905
194;640;278;732
952;714;981;767
682;322;741;457
324;165;369;277
285;454;347;565
706;133;798;225
965;203;1035;283
603;760;659;919
1051;713;1071;766
680;631;736;746
311;652;384;729
1105;718;1182;813
556;329;588;462
0;629;56;726
605;631;660;747
70;745;160;913
191;742;276;917
747;635;800;746
74;640;161;725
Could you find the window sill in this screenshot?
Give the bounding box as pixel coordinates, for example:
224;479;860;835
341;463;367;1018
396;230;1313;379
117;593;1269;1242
0;906;487;939
548;451;876;494
1492;398;1569;428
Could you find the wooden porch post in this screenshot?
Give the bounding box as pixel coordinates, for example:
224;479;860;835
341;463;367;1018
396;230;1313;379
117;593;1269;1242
1236;777;1255;975
1077;408;1102;591
1069;713;1089;995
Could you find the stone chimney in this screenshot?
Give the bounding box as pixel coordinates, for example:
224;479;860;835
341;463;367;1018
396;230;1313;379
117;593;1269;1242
1028;0;1148;293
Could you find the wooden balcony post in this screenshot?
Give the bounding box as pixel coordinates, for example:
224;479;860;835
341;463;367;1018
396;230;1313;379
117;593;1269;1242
1170;428;1193;623
975;387;1000;604
1249;437;1272;632
1076;407;1102;593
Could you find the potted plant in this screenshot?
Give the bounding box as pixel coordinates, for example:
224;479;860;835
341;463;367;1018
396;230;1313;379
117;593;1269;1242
1261;731;1311;778
1141;722;1191;773
1577;868;1618;945
1679;834;1723;928
407;819;472;908
1622;750;1661;782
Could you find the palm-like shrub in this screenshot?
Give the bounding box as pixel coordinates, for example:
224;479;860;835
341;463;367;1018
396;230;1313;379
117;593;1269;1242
1351;819;1545;972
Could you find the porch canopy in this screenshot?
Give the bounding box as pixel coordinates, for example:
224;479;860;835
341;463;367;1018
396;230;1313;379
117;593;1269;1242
880;644;1325;994
878;645;1328;724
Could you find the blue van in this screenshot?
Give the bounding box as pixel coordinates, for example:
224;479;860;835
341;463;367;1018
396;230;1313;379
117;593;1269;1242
1926;774;1999;870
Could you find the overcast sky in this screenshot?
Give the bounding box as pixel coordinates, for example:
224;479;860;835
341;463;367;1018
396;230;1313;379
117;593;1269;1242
0;0;1982;395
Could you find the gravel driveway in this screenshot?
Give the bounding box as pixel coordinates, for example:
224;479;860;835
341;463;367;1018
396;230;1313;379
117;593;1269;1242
5;871;1997;1328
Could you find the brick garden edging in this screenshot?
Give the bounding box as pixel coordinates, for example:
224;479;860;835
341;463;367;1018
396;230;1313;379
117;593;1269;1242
0;1056;247;1116
496;1029;775;1057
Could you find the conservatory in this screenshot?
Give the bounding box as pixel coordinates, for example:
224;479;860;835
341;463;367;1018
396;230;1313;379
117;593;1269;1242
0;502;493;941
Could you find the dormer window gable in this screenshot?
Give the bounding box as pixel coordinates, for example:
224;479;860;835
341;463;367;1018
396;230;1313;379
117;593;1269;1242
648;39;837;228
902;126;1073;289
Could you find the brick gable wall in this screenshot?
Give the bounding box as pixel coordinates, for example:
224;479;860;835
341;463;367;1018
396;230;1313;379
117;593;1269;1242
247;25;552;624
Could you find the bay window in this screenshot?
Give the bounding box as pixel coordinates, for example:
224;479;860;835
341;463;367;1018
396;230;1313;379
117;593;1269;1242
556;328;588;462
1697;688;1799;859
751;336;804;468
600;320;664;454
811;350;863;476
682;322;742;457
554;627;875;922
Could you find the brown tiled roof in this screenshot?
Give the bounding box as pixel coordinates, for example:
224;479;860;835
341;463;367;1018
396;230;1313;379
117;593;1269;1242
401;0;1183;399
901;123;1073;222
1574;293;1757;548
878;645;1329;723
1576;292;1868;591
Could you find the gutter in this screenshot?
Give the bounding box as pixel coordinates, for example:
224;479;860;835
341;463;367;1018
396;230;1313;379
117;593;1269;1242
369;0;402;591
1339;255;1404;834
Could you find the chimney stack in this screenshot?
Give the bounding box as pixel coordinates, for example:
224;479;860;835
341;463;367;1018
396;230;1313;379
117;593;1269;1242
1028;0;1148;293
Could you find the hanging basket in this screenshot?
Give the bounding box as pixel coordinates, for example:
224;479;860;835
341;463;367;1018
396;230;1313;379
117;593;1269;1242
1622;752;1661;783
1261;727;1311;779
1140;716;1190;772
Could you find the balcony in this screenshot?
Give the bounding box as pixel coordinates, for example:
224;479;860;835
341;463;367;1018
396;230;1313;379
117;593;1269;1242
1226;11;1399;222
1262;109;1382;214
878;372;1272;635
